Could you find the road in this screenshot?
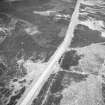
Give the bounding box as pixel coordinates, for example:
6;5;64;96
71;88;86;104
17;0;82;105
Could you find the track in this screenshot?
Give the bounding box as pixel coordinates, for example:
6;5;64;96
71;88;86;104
17;0;83;105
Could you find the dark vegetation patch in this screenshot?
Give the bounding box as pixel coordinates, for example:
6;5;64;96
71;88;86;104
59;50;82;70
71;24;105;47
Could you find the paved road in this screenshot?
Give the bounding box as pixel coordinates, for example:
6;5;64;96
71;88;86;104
17;0;83;105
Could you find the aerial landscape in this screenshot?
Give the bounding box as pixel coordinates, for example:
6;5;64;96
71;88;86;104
0;0;104;105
